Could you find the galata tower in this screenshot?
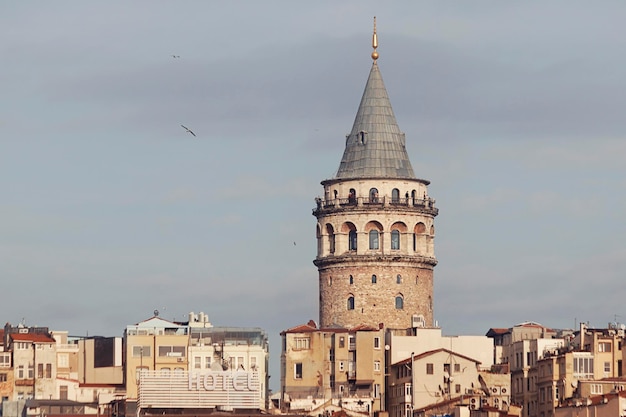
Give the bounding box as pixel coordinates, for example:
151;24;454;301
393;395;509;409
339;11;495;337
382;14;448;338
313;21;438;330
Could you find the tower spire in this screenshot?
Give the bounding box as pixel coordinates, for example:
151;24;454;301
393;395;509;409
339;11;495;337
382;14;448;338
372;16;379;61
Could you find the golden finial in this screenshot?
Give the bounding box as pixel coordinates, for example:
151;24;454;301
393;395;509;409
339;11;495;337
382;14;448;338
371;16;379;61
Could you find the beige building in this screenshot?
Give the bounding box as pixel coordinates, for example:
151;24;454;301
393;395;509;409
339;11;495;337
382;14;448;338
280;321;385;416
125;312;268;415
312;21;438;331
5;328;57;401
388;348;510;417
555;391;626;417
487;322;626;417
124;314;191;402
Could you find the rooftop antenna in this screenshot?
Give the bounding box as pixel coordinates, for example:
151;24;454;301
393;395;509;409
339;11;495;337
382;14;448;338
371;17;379;61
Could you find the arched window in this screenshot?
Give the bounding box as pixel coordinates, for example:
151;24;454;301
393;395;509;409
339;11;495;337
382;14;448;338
349;275;354;285
369;230;379;250
396;274;402;284
349;230;357;251
411;190;417;204
326;224;335;254
395;295;404;310
392;188;400;203
369;188;379;203
371;274;377;284
348;188;357;204
391;230;400;250
328;276;332;286
347;296;355;310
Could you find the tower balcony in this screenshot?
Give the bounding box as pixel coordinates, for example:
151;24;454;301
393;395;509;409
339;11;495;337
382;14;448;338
313;196;438;217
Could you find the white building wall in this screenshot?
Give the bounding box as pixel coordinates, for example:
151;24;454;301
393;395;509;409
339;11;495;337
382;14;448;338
390;330;495;369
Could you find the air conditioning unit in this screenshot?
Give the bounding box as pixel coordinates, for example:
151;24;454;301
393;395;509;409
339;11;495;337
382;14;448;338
469;404;477;410
492;387;501;395
501;387;508;394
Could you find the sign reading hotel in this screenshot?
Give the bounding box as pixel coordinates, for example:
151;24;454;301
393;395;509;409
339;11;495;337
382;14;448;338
138;370;261;409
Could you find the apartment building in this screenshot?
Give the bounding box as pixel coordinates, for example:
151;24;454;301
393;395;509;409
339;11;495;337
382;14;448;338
280;321;385;416
487;322;626;417
125;312;268;415
388;347;511;417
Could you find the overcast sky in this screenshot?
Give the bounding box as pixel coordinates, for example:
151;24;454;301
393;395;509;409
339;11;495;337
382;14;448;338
2;2;626;390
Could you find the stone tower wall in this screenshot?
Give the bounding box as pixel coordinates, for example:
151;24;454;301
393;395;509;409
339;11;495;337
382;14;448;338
314;178;437;330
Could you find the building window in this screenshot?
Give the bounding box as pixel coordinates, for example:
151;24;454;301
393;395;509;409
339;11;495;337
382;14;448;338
374;361;381;371
374;337;380;349
573;356;594;378
604;361;611;373
0;354;10;368
372;274;377;284
349;275;354;284
369;188;379;203
194;357;201;369
392;188;400;203
426;363;434;375
132;346;151;357
391;230;400;250
454;363;461;372
590;384;602;395
369;230;379;250
455;384;461;394
396;274;402;284
339;337;345;348
58;354;68;368
17;365;24;379
349;230;357;251
395;295;404;310
158;346;186;357
294;363;303;379
599;342;612;352
295;337;311;350
0;374;6;382
59;385;68;400
347;296;355;310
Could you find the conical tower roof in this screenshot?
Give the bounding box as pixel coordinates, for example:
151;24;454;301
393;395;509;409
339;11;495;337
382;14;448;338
334;27;415;180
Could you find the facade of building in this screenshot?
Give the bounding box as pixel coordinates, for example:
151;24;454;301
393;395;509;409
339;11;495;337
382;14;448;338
487;322;626;417
124;312;269;415
312;21;438;331
7;329;57;401
280;320;385;416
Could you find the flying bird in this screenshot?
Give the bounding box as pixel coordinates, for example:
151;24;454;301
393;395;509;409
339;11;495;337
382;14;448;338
171;55;180;58
181;124;196;137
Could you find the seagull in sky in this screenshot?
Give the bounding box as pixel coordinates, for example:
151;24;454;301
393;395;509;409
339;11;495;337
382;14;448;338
171;54;180;58
181;124;196;137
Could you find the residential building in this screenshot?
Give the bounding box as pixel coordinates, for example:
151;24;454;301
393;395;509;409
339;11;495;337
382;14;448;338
4;324;57;401
280;321;385;416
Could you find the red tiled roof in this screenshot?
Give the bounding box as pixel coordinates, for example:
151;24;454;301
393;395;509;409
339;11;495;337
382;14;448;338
10;333;55;343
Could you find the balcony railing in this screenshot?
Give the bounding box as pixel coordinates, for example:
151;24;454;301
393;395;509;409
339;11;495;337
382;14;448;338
314;196;437;214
